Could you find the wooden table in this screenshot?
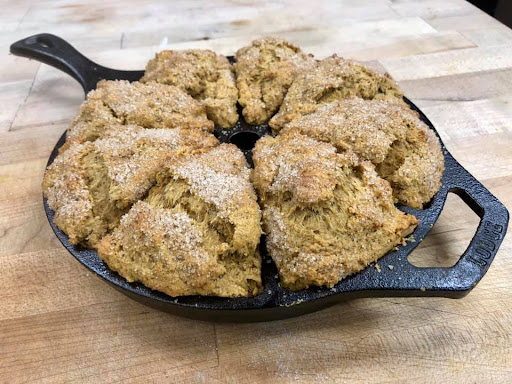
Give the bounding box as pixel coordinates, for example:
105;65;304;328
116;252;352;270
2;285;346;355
1;1;511;382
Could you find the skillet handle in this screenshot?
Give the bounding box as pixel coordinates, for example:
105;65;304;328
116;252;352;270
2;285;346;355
9;33;144;94
439;155;509;287
379;154;509;298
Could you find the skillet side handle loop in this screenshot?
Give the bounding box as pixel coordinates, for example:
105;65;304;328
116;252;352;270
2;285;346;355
369;154;509;299
403;154;510;298
443;156;509;289
9;33;144;94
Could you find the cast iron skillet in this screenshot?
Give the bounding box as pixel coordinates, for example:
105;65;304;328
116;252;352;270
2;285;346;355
11;34;509;322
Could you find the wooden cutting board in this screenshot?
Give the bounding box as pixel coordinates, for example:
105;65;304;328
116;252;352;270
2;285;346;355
1;0;511;382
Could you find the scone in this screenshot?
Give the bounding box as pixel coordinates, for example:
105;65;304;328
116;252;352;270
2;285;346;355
141;49;238;128
282;98;444;208
42;125;217;247
234;37;315;125
269;55;404;132
97;144;263;297
253;132;418;290
62;80;214;151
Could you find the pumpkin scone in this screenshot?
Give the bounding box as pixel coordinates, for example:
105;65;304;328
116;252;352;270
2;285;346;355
62;80;214;151
253;132;418;290
269;55;404;132
234;37;315;125
42;125;218;247
282;98;444;208
141;49;238;128
97;144;263;297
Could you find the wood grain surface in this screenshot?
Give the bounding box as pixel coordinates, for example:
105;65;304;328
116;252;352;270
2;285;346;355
1;1;511;383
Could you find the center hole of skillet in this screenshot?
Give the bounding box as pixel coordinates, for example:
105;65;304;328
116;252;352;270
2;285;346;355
228;131;261;151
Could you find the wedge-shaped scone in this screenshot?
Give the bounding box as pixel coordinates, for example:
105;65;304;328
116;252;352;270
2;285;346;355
97;144;263;297
253;132;418;290
43;125;218;247
282;99;444;208
234;37;315;125
141;49;238;128
269;55;404;132
62;80;214;151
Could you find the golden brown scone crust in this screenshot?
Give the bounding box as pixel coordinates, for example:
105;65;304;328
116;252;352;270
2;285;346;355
234;37;315;125
269;55;404;132
282;98;444;208
97;144;263;297
62;80;214;151
141;49;238;128
253;132;418;290
42;125;218;247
